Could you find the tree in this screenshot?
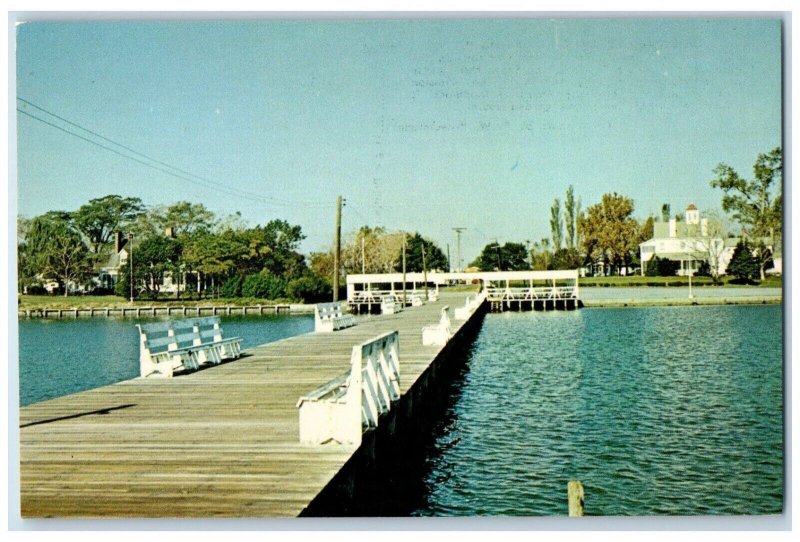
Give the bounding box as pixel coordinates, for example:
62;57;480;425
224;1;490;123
727;240;759;283
339;226;405;274
394;233;448;273
22;213;93;296
711;147;782;279
129;236;182;300
578;192;640;275
182;231;248;298
472;241;529;271
259;219;307;279
684;209;728;284
565;186;576;251
550;198;563;251
552;247;583;270
72;195;144;257
661;203;671;223
531;238;552;270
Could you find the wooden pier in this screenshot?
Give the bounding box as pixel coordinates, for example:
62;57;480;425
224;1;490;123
19;292;485;518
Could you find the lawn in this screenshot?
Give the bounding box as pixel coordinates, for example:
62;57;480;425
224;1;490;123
579;275;782;288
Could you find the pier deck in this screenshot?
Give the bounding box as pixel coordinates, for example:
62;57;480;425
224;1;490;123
19;293;479;518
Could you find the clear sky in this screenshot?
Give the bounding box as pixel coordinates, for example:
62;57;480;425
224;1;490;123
14;17;783;263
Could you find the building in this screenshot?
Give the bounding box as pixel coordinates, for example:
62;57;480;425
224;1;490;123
97;228;182;294
638;204;737;277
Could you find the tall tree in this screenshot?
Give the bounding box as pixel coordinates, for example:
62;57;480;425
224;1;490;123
579;192;640;275
394;233;448;273
117;236;182;300
711;147;782;279
22;213;93;296
550;198;563;251
472;241;529;271
565;186;576;251
72;195;144;256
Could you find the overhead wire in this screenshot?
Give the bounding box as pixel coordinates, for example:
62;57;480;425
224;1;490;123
16;97;331;208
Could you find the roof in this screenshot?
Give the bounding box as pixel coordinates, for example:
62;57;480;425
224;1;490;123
687;203;698;210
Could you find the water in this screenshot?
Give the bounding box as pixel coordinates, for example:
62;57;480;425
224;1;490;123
17;314;314;406
412;305;783;516
17;305;783;516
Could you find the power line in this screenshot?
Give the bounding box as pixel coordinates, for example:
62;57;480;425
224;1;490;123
16;97;330;208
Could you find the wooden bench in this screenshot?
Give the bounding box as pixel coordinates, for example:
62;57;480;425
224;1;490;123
381;295;403;315
297;330;400;445
314;301;357;333
137;316;242;378
422;306;452;346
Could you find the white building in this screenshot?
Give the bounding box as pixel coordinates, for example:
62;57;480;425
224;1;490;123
639;204;737;277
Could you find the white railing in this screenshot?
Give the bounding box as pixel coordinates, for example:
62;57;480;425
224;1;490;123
422;306;452;346
484;285;577;301
314;301;356;333
296;331;400;445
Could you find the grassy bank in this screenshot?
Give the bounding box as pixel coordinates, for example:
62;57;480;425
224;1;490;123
579;275;782;288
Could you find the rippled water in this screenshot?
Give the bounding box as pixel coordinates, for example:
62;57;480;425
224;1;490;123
17;314;313;406
412;305;783;516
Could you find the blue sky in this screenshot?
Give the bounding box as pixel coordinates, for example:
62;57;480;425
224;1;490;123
14;17;782;262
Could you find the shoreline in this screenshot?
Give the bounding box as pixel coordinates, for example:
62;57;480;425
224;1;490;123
581;296;781;308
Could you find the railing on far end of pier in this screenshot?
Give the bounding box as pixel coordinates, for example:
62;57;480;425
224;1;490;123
296;330;400;445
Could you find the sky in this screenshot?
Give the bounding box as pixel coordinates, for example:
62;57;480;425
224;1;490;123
13;17;783;264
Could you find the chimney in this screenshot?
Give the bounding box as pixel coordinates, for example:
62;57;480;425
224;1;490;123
114;232;123;253
165;226;175;238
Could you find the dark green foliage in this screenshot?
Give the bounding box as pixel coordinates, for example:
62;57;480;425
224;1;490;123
394;233;448;273
221;275;244;298
474;241;530;271
72;195;144;256
552;248;583;270
241;271;288;300
286;274;333;303
645;256;680;277
727;240;759;283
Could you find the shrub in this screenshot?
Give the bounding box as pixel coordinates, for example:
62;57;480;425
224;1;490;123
241;271;288;300
221;275;244;298
286;274;332;303
645;256;680;277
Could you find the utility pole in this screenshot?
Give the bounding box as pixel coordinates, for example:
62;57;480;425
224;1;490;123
128;232;134;303
453;227;466;272
333;195;342;301
422;242;428;299
446;243;451;273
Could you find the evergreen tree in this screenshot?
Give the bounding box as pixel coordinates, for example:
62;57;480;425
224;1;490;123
727;240;759;283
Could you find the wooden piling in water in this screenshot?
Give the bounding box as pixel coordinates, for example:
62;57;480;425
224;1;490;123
568;480;584;517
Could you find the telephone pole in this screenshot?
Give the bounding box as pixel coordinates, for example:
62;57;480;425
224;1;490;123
452;227;466;272
333;195;342;301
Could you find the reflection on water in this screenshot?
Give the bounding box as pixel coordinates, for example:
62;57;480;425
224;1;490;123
412;305;782;516
18;314;313;406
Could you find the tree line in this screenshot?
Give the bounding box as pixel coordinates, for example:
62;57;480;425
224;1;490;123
17;148;782;297
469;147;782;279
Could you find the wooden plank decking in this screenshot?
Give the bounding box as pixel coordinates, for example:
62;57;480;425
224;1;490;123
19;293;479;518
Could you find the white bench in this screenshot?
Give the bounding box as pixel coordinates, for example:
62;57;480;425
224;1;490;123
137;316;242;378
455;292;486;320
422;306;452;346
297;330;400;445
314;301;356;333
381;295;403;315
410;292;425;307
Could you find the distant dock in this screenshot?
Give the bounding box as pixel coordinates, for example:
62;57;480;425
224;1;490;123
18;303;314;319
